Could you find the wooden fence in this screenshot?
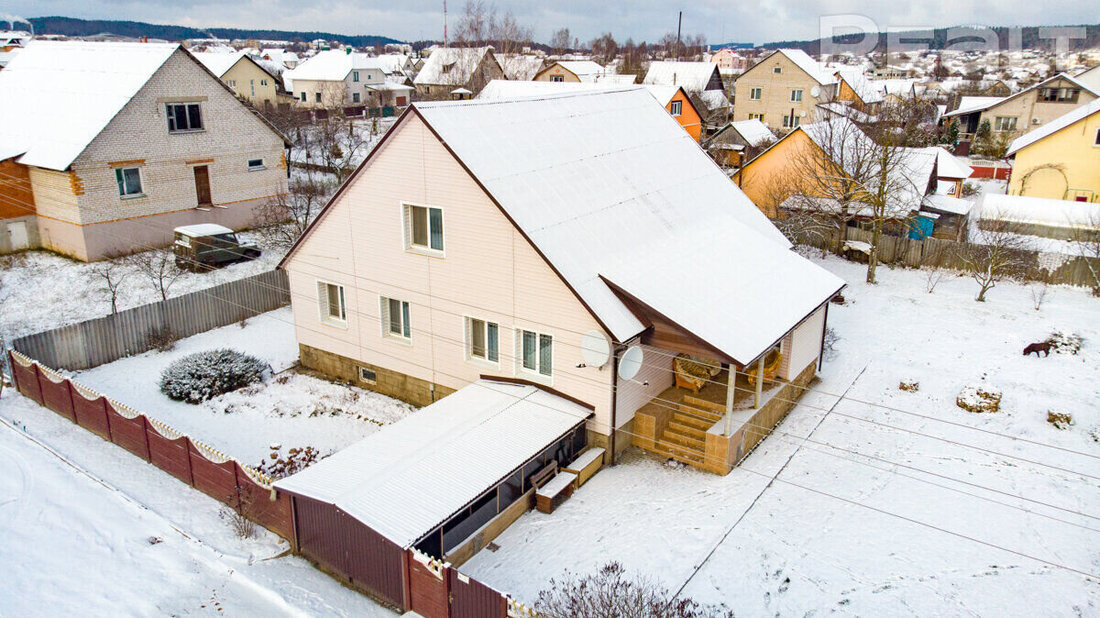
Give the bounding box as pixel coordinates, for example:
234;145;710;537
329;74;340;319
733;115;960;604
12;270;290;371
7;349;294;540
813;227;1100;289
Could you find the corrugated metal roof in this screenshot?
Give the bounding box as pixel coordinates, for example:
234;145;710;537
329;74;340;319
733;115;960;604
643;61;720;91
275;380;591;549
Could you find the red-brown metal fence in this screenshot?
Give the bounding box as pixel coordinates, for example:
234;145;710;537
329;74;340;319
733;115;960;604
8;349;520;617
7;350;293;540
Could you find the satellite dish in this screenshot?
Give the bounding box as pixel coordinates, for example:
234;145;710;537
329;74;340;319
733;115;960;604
617;345;645;381
810;85;821;98
580;330;611;368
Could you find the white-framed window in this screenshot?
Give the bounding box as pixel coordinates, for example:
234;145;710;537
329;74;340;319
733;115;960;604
317;281;346;326
782;114;800;129
465;317;500;364
550;75;564;82
115;166;143;198
791;89;803;102
749;87;762;100
166;102;203;132
403;203;444;253
353;71;360;82
380;296;411;340
994;116;1017;132
516;329;552;378
261;78;269;86
352;92;361;103
247;158;265;171
773;66;782;74
670;100;682;116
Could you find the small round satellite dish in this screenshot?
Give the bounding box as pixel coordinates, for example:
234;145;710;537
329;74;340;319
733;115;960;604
810;85;821;98
617;345;645;381
580;330;611;368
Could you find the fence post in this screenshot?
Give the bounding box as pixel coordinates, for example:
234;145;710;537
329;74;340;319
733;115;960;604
7;350;18;393
100;396;114;443
141;416;153;463
33;364;50;409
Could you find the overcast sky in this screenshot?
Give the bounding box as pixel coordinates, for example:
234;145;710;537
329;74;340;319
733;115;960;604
2;1;1089;45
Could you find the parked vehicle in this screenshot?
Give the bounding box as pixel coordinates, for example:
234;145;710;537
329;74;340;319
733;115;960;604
173;224;260;271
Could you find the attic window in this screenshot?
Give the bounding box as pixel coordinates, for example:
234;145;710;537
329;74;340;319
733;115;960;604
670;100;682;116
166;103;203;133
442;62;455;73
247;158;265;171
773;66;782;74
1095;128;1100;146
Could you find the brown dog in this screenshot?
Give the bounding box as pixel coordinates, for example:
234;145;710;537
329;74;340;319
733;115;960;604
1023;341;1052;357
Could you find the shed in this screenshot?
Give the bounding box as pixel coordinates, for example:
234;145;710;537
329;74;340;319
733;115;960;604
274;379;592;607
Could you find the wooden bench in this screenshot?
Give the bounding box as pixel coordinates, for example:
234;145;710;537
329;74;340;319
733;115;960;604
562;447;605;489
531;462;576;514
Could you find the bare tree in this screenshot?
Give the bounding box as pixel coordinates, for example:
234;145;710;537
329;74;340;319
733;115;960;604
257;171;335;250
590;33;618;65
89;256;131;314
536;562;734;618
550;28;572;55
957;219;1031;302
129;249;184;301
300;114;370;184
774;211;842;258
1072;209;1100;296
454;1;531;55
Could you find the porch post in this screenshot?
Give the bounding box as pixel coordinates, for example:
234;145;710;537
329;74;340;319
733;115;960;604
723;364;736;436
754;356;765;409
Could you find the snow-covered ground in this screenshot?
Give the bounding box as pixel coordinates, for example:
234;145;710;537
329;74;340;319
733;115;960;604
69;307;414;467
0;230;287;341
0;393;396;616
463;256;1100;615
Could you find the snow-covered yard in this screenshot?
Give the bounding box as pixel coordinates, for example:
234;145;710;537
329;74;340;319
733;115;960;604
69;307;414;468
0;391;396;616
0;230;287;340
462;256;1100;615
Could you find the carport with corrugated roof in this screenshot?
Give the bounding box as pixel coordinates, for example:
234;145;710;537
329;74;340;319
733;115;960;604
274;379;592;611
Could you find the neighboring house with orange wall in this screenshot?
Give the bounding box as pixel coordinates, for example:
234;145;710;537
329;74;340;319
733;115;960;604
476;80;704;141
0;41;289;260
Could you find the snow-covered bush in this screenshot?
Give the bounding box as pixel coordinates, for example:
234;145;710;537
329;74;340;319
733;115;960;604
1047;331;1082;355
1047;411;1073;430
899;379;919;392
159;349;269;404
956;385;1002;413
536;562;734;618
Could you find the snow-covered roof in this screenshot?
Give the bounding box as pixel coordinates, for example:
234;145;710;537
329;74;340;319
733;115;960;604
834;66;883;103
729;119;774;147
496;53;544;81
696;89;731;111
943;96;1005;118
190;51;245;77
274;380;591;548
1007;97;1100;156
932;148;974;179
543;60;607;82
977;193;1100;230
372;53;409;75
643;61;720;91
593;73;637;85
766;49;836;85
923;194;973;215
283;49;381;84
413;46;494;86
410;89;840;361
0;41;179;171
477;80;687;114
174;223;235;236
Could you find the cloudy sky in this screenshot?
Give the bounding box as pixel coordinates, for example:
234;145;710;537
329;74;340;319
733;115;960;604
2;0;1089;45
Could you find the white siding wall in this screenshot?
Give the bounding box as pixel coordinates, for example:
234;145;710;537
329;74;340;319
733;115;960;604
788;304;826;375
614;344;675;428
286;114;618;432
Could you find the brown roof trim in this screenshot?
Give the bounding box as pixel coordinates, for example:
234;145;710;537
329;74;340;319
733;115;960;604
598;275;738;365
276;104;417;269
479;375;597;413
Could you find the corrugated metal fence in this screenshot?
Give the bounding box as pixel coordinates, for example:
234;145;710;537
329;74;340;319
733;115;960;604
12;270;290;371
816;228;1100;288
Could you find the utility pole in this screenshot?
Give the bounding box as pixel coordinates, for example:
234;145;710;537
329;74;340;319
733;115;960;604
676;11;682;60
443;0;448;47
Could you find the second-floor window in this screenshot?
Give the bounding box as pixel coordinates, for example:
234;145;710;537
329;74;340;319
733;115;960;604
773;66;782;74
300;92;307;102
115;166;143;198
1095;128;1100;146
670;100;682;116
1040;87;1079;103
551;75;564;82
381;297;411;340
166;103;203;133
353;71;360;82
352;92;361;103
791;89;803;102
749;87;762;100
404;204;444;252
782;114;800;129
318;282;346;325
994;116;1017;132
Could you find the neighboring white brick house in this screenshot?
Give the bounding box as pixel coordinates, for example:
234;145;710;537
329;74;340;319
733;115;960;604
0;41;289;261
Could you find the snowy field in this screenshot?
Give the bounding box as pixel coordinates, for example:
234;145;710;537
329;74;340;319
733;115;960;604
0;230;287;341
68;307;414;468
463;256;1100;615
